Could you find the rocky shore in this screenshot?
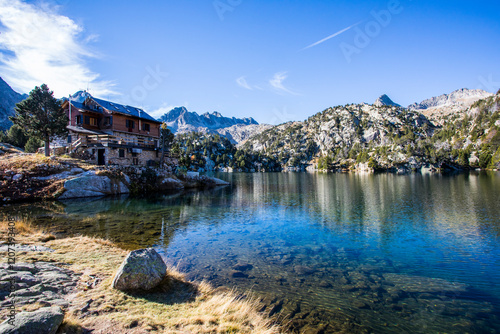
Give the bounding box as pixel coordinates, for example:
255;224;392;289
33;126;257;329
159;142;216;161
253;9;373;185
0;221;280;333
0;153;229;204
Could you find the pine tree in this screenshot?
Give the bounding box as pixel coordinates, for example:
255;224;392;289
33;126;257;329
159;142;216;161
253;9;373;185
10;84;68;156
160;123;175;167
24;137;43;153
6;124;27;148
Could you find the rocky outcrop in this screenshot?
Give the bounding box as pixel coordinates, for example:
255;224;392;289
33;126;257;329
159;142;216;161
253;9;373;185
0;306;64;334
218;124;273;146
112;248;167;291
58;172;129;199
373;94;400;107
0;77;27;130
242;103;435;170
0;262;80;310
408;88;493;123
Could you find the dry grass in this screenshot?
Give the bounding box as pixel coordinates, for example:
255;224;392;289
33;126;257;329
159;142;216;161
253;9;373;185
56;313;85;334
0;152;95;174
3;223;281;334
0;153;57;172
0;218;55;244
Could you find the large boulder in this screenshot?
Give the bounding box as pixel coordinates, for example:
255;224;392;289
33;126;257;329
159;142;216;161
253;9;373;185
0;306;64;334
59;174;129;199
112;248;167;291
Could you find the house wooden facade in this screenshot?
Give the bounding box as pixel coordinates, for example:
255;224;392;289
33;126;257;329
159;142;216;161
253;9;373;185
60;91;163;166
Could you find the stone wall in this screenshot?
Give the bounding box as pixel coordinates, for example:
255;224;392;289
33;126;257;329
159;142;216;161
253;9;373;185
86;147;160;166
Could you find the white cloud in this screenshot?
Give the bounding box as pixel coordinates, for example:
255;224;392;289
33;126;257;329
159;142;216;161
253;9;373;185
236;76;252;90
0;0;115;97
302;21;362;51
269;71;298;95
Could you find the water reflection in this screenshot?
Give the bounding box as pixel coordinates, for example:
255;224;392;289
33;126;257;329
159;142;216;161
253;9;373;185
2;172;500;333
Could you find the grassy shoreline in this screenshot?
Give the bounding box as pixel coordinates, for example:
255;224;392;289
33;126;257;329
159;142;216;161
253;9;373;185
0;220;281;333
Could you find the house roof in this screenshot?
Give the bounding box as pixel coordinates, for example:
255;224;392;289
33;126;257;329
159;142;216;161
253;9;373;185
67;91;161;123
70;101;103;114
67;125;107;135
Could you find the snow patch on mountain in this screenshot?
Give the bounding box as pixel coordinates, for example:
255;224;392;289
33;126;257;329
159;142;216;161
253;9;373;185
158;107;267;144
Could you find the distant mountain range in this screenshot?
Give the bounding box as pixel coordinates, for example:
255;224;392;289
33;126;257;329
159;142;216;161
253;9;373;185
408;88;493;123
242;88;500;171
158;107;271;145
0;77;27;130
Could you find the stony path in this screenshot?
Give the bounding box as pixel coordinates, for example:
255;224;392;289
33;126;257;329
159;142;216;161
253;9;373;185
0;260;81;311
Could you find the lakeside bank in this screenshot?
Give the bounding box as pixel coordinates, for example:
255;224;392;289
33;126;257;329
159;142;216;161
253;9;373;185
0;152;229;204
0;219;281;333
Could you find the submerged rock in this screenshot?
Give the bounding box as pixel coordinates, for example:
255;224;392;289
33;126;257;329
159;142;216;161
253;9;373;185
294;265;315;276
383;273;468;293
0;306;64;334
233;263;253;271
112;248;167;291
230;270;249;278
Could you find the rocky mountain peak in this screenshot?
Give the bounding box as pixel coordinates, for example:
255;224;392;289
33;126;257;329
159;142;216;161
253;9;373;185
158;107;261;144
0;77;28;130
374;94;400;107
408;88;493;111
407;88;494;123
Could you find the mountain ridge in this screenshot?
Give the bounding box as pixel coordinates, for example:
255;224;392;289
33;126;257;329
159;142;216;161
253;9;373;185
0;77;27;130
408;88;493;123
158;106;268;144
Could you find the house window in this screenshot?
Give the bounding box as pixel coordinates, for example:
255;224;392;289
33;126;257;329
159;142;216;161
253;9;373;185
104;116;113;126
76;115;82;125
126;120;135;129
119;149;125;158
84;115;90;125
142;123;150;131
90;117;98;126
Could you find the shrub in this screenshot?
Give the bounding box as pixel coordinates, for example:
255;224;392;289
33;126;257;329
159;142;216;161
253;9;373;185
24;137;43;153
479;151;492;169
6;124;28;148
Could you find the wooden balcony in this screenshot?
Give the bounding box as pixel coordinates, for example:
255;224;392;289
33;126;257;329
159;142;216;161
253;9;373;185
75;134;158;150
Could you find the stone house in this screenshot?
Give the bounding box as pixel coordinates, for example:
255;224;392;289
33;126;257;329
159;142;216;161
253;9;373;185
58;91;163;166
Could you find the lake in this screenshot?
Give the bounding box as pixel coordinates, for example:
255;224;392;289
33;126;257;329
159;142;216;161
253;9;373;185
4;172;500;333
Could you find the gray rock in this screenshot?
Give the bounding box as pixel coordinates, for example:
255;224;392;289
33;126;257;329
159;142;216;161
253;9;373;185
59;175;129;199
0;306;64;334
112;248;167;291
230;270;249;278
294;265;315;276
12;174;23;181
1;264;36;273
233;263;253;271
211;177;230;186
383;273;467;293
10;288;42;297
0;273;40;286
0;245;54;252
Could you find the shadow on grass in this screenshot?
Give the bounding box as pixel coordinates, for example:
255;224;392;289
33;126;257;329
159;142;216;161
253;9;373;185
123;273;200;306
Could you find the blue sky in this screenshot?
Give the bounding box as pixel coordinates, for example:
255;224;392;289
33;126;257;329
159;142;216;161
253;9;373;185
0;0;499;124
